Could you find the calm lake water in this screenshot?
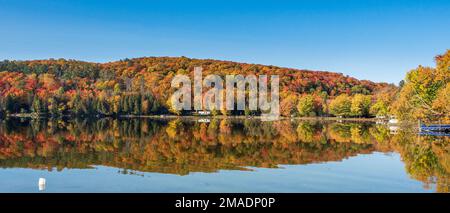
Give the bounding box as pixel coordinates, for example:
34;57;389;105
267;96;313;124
0;118;448;192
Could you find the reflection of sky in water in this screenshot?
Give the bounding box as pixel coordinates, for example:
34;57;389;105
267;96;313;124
0;152;433;193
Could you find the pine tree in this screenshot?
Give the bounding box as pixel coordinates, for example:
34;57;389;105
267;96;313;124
133;95;142;115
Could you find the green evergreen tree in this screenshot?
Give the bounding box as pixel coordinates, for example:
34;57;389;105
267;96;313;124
31;96;42;114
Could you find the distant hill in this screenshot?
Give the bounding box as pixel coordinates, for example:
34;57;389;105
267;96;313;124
0;57;396;117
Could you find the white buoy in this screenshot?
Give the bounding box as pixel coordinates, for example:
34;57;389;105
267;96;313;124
38;178;46;191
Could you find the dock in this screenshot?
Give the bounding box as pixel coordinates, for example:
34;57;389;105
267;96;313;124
419;131;450;137
418;120;450;134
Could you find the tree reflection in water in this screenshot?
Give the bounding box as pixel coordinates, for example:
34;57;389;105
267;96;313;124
0;118;448;192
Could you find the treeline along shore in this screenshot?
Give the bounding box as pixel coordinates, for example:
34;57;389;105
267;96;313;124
0;50;448;122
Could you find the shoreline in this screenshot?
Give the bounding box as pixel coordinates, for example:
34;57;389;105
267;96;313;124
121;115;382;122
4;113;384;122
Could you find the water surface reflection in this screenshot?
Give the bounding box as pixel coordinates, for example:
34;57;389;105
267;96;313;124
0;118;448;192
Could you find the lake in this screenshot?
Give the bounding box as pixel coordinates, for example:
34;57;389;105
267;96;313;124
0;118;448;192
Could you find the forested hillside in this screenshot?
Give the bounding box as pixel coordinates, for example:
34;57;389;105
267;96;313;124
0;57;396;118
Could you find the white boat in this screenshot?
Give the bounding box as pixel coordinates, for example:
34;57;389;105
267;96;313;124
198;119;210;123
198;111;211;116
389;126;399;135
388;119;398;124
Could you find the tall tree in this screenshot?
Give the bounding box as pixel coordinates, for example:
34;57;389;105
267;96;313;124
351;94;372;117
329;94;352;117
297;94;315;117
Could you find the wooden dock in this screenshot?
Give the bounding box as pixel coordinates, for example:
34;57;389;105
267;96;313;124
419;131;450;137
420;124;450;131
418;119;450;135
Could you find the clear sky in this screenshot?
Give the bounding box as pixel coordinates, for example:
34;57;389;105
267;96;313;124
1;0;449;84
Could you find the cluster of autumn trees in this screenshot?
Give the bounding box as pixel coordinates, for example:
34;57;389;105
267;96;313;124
0;118;448;192
281;92;395;118
0;57;394;118
282;50;450;120
0;70;165;117
391;50;450;122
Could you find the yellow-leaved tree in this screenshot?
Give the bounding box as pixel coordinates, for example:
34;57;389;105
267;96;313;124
392;50;450;122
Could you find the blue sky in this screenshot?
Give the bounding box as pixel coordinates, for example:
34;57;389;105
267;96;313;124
0;0;449;83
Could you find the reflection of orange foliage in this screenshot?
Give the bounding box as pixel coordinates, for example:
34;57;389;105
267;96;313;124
219;120;231;134
328;129;351;143
0;118;448;192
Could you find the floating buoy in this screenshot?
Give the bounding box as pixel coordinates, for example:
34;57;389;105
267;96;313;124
38;178;46;191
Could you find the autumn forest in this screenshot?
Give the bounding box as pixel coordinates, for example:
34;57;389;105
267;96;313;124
0;50;449;122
